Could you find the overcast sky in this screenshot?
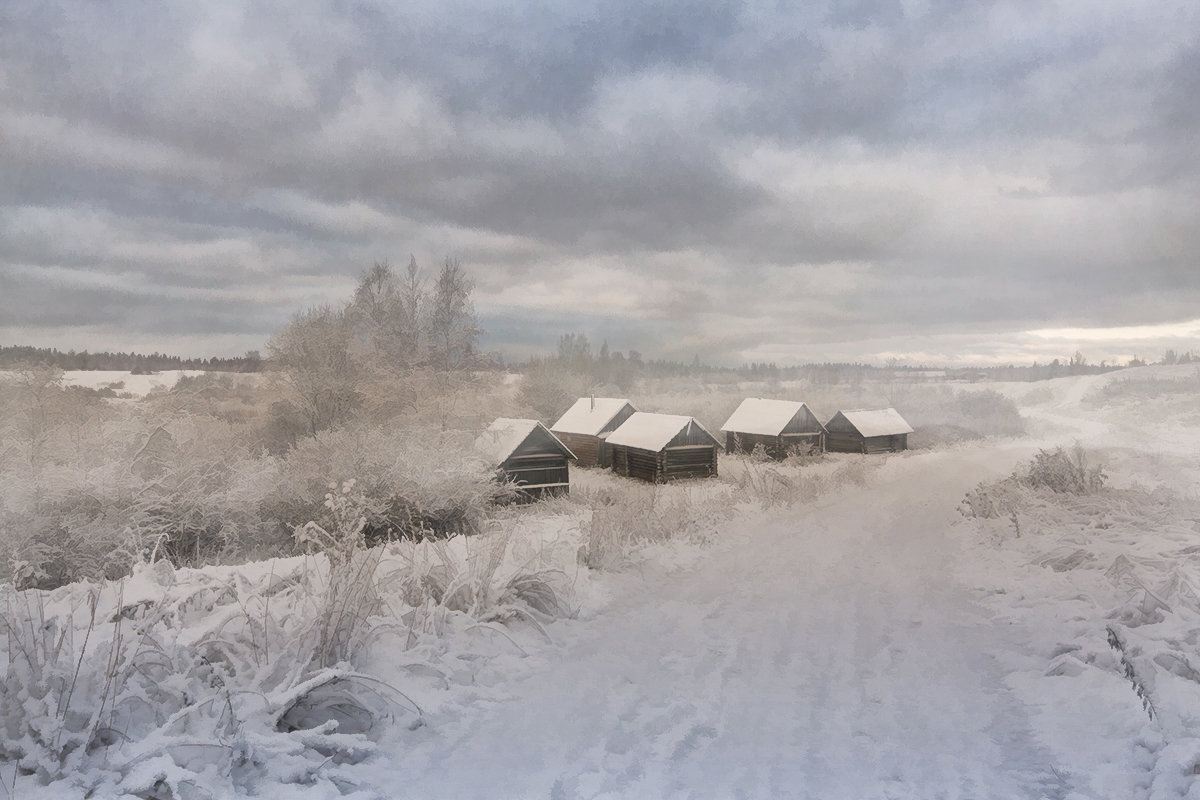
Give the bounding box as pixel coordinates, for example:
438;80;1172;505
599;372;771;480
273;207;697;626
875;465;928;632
2;0;1198;366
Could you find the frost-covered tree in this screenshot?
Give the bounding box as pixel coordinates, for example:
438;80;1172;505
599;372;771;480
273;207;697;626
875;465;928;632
349;260;425;370
268;305;362;436
426;258;481;370
3;363;65;472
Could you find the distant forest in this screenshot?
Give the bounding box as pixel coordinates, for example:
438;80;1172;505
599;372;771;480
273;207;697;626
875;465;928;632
2;341;1191;384
0;345;264;373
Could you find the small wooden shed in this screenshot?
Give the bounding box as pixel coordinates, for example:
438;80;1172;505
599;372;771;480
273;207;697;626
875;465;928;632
720;398;826;458
824;408;913;454
550;397;638;468
475;418;575;500
607;412;720;483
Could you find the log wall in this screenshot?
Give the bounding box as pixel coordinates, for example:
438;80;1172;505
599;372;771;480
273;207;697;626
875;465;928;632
612;444;718;483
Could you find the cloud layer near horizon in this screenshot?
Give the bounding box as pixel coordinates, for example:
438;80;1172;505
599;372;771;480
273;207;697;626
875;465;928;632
2;0;1198;365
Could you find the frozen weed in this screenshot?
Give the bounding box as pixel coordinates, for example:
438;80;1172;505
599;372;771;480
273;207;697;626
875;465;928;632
293;480;383;669
1107;626;1157;723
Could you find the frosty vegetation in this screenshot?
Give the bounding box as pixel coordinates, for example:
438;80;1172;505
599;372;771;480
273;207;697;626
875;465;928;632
4;262;1197;796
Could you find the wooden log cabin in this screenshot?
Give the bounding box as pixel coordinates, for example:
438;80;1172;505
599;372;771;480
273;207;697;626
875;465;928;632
475;418;575;500
606;412;720;483
720;398;826;458
824;408;913;454
550;397;638;468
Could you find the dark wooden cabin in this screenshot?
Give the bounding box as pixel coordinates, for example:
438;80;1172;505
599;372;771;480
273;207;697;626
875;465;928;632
720;398;826;458
607;412;720;483
475;418;575;500
550;397;638;468
824;408;913;454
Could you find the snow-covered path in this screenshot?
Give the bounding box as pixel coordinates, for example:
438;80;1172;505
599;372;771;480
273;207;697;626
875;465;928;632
386;446;1070;799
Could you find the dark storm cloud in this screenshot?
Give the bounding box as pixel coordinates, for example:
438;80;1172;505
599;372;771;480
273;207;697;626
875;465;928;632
2;0;1198;363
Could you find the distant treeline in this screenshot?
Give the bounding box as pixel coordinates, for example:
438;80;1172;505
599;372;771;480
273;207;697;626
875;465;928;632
0;345;264;373
735;359;1126;383
518;334;1188;394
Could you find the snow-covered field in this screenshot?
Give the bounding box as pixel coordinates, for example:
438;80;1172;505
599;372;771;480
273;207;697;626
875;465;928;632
59;370;205;398
3;366;1199;798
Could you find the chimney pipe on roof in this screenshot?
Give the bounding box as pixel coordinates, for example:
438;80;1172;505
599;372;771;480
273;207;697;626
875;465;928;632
590;395;595;410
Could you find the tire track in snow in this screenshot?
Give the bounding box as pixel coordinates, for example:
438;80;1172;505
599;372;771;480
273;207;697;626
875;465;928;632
387;450;1072;799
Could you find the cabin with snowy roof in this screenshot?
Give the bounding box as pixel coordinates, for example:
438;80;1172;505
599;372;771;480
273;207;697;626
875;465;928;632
550;397;638;468
607;412;720;483
475;418;575;500
720;398;826;458
824;408;913;454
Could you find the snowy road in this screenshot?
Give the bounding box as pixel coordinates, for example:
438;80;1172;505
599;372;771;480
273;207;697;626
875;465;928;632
387;446;1072;800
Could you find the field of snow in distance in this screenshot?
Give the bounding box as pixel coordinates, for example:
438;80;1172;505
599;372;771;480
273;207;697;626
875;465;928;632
60;369;204;397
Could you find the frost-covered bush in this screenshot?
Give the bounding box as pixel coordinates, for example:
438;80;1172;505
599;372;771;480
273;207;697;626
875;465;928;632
573;482;730;570
1022;446;1106;494
0;389;511;587
960;446;1107;523
1;408;283;588
905;388;1026;448
267;424;508;545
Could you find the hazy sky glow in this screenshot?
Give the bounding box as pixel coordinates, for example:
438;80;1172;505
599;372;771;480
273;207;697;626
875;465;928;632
2;0;1198;366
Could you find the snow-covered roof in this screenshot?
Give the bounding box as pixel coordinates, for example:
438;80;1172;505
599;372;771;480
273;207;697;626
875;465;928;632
720;398;818;436
835;408;914;437
474;418;572;464
606;412;717;452
551;397;634;436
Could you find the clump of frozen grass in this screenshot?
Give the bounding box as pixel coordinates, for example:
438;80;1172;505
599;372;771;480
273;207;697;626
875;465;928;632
574;484;729;570
293;479;385;669
722;447;797;509
0;556;418;797
1022;445;1106;495
720;452;875;510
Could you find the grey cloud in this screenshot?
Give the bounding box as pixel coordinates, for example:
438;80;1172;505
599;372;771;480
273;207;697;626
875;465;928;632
2;0;1198;363
0;267;291;335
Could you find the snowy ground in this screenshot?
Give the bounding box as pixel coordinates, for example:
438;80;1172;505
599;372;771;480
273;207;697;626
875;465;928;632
370;368;1199;800
383;447;1069;799
4;366;1199;798
59;370;205;397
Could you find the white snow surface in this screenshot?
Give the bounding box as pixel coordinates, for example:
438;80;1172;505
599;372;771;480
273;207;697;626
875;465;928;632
720;397;818;435
9;366;1200;799
474;417;553;464
551;397;634;435
60;369;204;397
606;412;718;451
833;406;915;437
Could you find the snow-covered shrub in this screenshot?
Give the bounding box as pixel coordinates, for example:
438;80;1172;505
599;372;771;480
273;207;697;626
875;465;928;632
960;446;1106;523
904;388;1026;448
267;425;507;545
1022;446;1106;494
